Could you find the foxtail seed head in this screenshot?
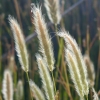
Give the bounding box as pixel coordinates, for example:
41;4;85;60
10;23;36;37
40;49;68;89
44;0;61;24
66;50;84;98
2;70;13;100
8;16;29;72
16;80;24;100
36;54;55;100
31;4;55;71
29;80;45;100
83;54;95;87
58;31;89;96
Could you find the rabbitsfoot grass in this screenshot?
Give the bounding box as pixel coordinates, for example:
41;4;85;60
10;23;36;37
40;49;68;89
8;16;32;100
31;4;55;72
44;0;61;25
3;1;100;100
58;31;89;99
2;69;13;100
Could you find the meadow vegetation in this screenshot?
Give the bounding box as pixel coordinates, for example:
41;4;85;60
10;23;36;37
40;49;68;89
0;0;100;100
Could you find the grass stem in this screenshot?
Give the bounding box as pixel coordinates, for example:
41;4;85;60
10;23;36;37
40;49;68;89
26;72;33;100
55;24;59;44
86;95;88;100
96;28;100;90
51;71;56;94
0;28;2;94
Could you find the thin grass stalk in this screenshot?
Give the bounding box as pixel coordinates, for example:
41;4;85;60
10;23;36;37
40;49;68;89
13;67;17;100
89;34;98;51
55;17;65;77
13;0;23;30
56;38;63;67
29;80;46;100
96;28;100;90
55;36;73;99
86;25;90;55
58;31;89;96
57;11;73;99
56;36;73;99
13;70;17;90
56;38;63;77
36;54;55;100
51;71;56;94
86;95;88;100
26;72;33;100
54;24;59;43
0;28;2;93
2;70;13;100
76;24;81;48
61;52;73;100
93;0;100;17
31;4;55;71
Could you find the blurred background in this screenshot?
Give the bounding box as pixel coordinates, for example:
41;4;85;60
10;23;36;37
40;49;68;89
0;0;100;100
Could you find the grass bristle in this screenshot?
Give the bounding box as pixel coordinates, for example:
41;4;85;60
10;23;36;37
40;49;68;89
36;54;55;100
31;4;55;71
44;0;61;24
58;31;89;96
66;50;84;99
2;70;13;100
29;80;46;100
8;16;29;72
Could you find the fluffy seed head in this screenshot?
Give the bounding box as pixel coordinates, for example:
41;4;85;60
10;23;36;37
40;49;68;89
8;16;29;72
66;50;84;98
58;31;89;96
44;0;61;24
31;4;55;71
2;70;13;100
16;80;24;100
92;88;99;100
83;54;95;87
29;80;45;100
36;54;55;100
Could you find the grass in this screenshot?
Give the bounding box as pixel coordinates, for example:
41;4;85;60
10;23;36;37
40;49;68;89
0;0;100;100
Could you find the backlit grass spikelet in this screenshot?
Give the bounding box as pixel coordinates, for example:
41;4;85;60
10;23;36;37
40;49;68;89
31;5;55;71
8;16;29;72
2;70;13;100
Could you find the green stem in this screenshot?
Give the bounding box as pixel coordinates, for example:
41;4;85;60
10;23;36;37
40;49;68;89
86;95;88;100
62;57;73;100
26;72;33;100
14;71;17;87
0;27;2;94
51;71;56;94
57;39;63;66
55;24;59;44
76;24;81;48
96;28;100;90
26;72;29;82
13;71;17;100
78;34;81;48
86;26;90;55
55;38;63;79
